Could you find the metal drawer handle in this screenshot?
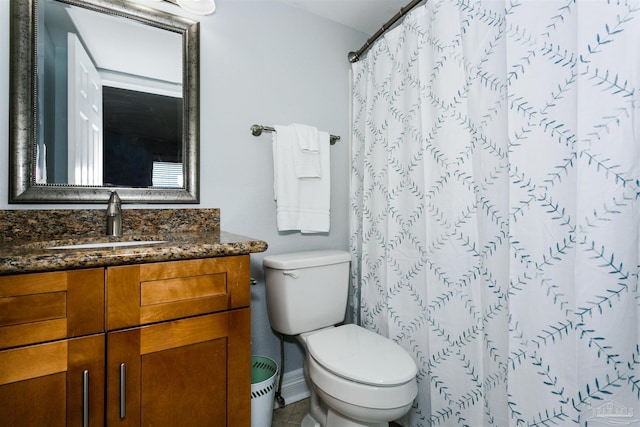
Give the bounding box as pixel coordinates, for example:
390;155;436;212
82;370;89;427
120;363;126;419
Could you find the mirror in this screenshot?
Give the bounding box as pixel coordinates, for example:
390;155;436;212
9;0;200;203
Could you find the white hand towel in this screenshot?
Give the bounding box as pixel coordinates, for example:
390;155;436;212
292;123;322;178
292;123;319;152
273;125;330;233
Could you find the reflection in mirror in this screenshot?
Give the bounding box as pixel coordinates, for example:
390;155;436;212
39;0;183;187
10;0;200;203
102;87;183;188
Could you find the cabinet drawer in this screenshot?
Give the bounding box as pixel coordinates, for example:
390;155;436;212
106;256;250;330
0;269;105;349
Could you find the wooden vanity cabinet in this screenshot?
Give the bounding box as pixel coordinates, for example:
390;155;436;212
105;256;252;427
0;255;252;427
0;269;106;427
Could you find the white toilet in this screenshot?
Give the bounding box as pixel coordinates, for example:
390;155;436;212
263;250;417;427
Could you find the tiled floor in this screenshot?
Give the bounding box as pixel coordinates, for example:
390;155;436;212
272;398;309;426
271;399;402;426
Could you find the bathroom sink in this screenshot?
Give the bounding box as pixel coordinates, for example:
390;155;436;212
48;240;167;250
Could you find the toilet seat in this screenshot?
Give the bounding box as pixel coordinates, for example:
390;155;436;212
304;324;418;422
308;354;417;415
306;324;417;386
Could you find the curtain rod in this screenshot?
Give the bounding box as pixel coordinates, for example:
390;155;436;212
348;0;425;63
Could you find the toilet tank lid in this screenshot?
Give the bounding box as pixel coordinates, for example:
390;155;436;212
263;250;351;270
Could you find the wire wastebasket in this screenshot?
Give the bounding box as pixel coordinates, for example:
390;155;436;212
251;355;279;427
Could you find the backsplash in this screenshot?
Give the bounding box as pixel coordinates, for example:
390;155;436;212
0;208;220;243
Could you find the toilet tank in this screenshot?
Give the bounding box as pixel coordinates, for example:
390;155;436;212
263;250;351;336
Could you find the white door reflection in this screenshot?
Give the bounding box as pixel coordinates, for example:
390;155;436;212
67;32;103;186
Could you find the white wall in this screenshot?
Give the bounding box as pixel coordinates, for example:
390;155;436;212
0;0;367;376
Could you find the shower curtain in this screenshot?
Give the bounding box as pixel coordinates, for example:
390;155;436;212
350;1;640;426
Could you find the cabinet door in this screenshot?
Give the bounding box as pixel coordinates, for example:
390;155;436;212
0;269;104;349
106;256;250;330
106;309;250;427
0;334;105;427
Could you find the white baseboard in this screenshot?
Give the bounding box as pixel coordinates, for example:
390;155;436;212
274;368;310;408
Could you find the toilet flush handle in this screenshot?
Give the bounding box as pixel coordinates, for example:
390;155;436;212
282;270;300;279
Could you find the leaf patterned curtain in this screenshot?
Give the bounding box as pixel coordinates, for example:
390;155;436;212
350;1;640;425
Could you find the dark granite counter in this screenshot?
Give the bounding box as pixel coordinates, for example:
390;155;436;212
0;209;268;275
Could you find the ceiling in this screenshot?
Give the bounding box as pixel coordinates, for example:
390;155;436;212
280;0;410;35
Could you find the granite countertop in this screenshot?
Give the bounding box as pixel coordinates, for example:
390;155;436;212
0;209;268;275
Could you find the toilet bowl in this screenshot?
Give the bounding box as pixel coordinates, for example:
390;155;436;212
301;324;417;426
263;250;418;427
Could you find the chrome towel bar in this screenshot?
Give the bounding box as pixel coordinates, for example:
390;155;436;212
251;124;340;145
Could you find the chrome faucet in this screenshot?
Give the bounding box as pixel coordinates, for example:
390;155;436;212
106;191;122;237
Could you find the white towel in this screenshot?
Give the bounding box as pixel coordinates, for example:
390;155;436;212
273;124;331;233
291;123;322;178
